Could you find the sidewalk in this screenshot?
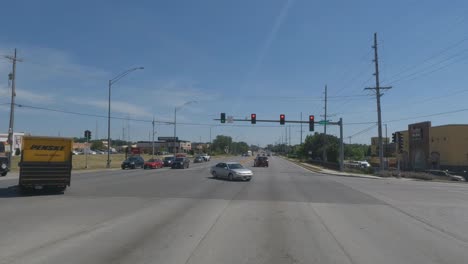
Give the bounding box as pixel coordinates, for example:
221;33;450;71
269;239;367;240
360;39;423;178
288;159;382;179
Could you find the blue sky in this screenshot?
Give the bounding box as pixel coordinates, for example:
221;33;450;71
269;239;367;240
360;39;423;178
1;0;468;146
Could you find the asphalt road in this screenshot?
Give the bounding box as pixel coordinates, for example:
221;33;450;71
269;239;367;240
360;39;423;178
1;156;468;264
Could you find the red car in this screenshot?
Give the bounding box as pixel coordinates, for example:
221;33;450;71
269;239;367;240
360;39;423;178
144;158;164;169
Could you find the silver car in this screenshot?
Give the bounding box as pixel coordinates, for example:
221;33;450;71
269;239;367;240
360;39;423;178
210;162;253;181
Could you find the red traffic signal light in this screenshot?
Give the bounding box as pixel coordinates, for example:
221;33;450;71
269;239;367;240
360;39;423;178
280;114;285;125
309;115;314;131
251;113;256;124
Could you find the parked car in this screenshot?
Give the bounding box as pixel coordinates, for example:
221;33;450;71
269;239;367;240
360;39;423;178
144;158;164;169
121;156;145;169
194;156;204;163
163;156;175;167
171;157;190;169
210;162;252;181
426;170;465;181
254;156;269;167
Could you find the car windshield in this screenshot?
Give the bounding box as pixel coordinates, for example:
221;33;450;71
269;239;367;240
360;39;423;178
228;163;243;169
175;158;184;162
164;157;174;161
147;159;155;162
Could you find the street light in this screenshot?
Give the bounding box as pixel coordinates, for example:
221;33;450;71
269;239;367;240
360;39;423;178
173;101;197;157
106;67;144;168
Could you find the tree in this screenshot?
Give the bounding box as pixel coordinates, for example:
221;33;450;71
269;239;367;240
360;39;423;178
299;133;340;162
344;144;369;160
90;140;104;150
211;135;232;154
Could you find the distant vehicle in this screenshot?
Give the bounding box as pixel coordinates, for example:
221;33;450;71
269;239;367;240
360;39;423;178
18;136;73;192
247;150;252;156
164;157;174;167
210;162;252;181
171;157;190;169
426;170;465;181
358;161;371;168
254;156;269;167
144;158;164;169
72;150;83;155
83;149;97;155
121;156;145;169
194;156;204;163
0;157;8;177
175;153;187;158
163;156;175;167
200;153;211;161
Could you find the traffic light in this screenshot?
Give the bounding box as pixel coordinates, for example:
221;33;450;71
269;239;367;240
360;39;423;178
251;113;256;124
309;115;314;131
220;113;226;123
280;114;285;125
84;130;91;141
392;133;396;143
397;132;403;153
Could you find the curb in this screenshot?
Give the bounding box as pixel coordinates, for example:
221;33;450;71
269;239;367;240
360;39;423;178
286;158;382;180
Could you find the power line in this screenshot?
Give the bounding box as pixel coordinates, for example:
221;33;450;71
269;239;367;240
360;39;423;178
386;49;468;85
386;36;468;83
349;124;377;138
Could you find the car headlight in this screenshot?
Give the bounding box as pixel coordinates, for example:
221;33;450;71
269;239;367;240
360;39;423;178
1;163;6;169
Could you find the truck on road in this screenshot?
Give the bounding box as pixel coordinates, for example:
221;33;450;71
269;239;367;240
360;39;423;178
18;136;73;192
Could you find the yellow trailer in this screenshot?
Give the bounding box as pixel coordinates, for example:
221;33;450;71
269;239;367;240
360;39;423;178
19;136;73;192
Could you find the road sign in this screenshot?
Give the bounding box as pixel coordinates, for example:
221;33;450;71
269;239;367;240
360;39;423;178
158;137;178;141
318;120;331;125
227;116;234;123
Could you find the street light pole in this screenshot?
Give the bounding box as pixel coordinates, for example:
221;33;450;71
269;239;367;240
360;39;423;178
107;80;112;168
106;67;144;168
173;101;197;157
173;107;177;157
152;117;156;159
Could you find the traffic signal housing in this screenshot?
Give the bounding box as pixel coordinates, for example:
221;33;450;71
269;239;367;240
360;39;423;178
392;133;396;143
397;132;404;153
309;115;315;131
251;113;256;124
84;130;91;141
280;114;285;125
220;113;226;123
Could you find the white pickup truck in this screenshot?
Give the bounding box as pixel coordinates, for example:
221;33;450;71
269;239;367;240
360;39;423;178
200;153;211;161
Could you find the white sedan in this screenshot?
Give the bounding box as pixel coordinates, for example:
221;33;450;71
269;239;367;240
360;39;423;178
211;162;253;181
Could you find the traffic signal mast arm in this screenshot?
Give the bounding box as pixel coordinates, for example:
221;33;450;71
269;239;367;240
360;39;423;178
213;118;339;125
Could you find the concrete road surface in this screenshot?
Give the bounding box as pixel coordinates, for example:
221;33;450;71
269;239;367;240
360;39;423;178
1;156;468;264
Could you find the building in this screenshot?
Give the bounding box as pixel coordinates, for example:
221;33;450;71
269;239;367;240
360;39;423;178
0;132;28;155
191;142;211;153
136;139;191;154
395;121;468;172
370;137;390;156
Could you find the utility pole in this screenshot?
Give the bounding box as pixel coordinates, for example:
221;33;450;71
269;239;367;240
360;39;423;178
365;33;392;172
289;125;291;146
5;49;22;167
300;112;303;144
339;118;344;172
323;85;328;162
